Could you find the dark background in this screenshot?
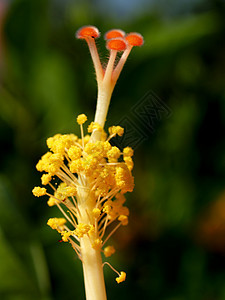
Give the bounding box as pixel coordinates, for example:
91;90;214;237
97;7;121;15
0;0;225;299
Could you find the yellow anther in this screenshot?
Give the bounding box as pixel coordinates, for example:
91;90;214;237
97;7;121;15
103;245;115;257
46;135;60;151
69;159;84;173
47;218;66;230
115;166;134;193
103;200;113;214
123;146;134;157
101;131;107;142
36;151;64;175
107;146;121;160
32;186;46;197
67;186;77;196
75;223;91;238
41;173;52;185
88;122;102;133
116;271;126;283
55;182;76;200
61;231;72;242
92;238;102;250
82;135;91;145
36;152;51;172
84;141;107;156
92;208;101;218
47;197;60;207
108;126;124;137
124;156;134;171
87;225;95;237
118;215;128;226
77;114;87;125
68;146;82;160
103;141;112;152
118;206;129;216
115;193;126;205
47;134;78;155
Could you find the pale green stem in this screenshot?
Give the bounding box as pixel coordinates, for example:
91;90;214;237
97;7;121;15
91;84;113;142
77;179;107;300
80;236;107;300
78;42;124;300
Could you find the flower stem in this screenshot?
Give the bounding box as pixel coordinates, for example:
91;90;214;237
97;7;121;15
77;185;107;300
92;85;113;142
80;236;107;300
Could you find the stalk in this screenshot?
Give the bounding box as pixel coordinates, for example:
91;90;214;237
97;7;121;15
33;25;143;300
77;179;107;300
80;236;107;300
91;85;113;142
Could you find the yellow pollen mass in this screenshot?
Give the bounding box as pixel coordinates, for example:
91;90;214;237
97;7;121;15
41;173;52;185
92;238;103;250
115;166;134;193
82;135;91;145
107;146;121;160
92;208;101;218
88;225;95;236
116;271;126;283
69;159;84;173
118;215;128;226
67;146;82;160
54;182;76;200
123;147;134;157
75;223;91;238
108;126;124;137
47;217;66;230
47;134;78;155
124;156;134;171
103;245;115;257
61;231;73;242
77;114;87;125
88;122;102;133
32;186;46;197
47;197;60;207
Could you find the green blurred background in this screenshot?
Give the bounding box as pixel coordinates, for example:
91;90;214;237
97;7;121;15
0;0;225;299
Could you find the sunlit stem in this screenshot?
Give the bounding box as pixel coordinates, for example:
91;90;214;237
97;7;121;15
80;236;107;300
112;45;133;87
77;186;107;300
91;46;131;142
91;83;113;142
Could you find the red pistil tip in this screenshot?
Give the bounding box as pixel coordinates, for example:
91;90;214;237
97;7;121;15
125;32;144;46
106;37;127;51
76;25;100;39
104;29;125;40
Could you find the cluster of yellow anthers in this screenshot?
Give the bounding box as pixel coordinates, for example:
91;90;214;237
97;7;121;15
32;116;133;280
33;25;143;291
33;114;134;264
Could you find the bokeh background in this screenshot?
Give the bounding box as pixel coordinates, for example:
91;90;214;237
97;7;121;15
0;0;225;299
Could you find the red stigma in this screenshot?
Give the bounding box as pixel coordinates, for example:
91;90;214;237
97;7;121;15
104;29;125;40
125;32;144;47
76;25;100;39
106;38;127;51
